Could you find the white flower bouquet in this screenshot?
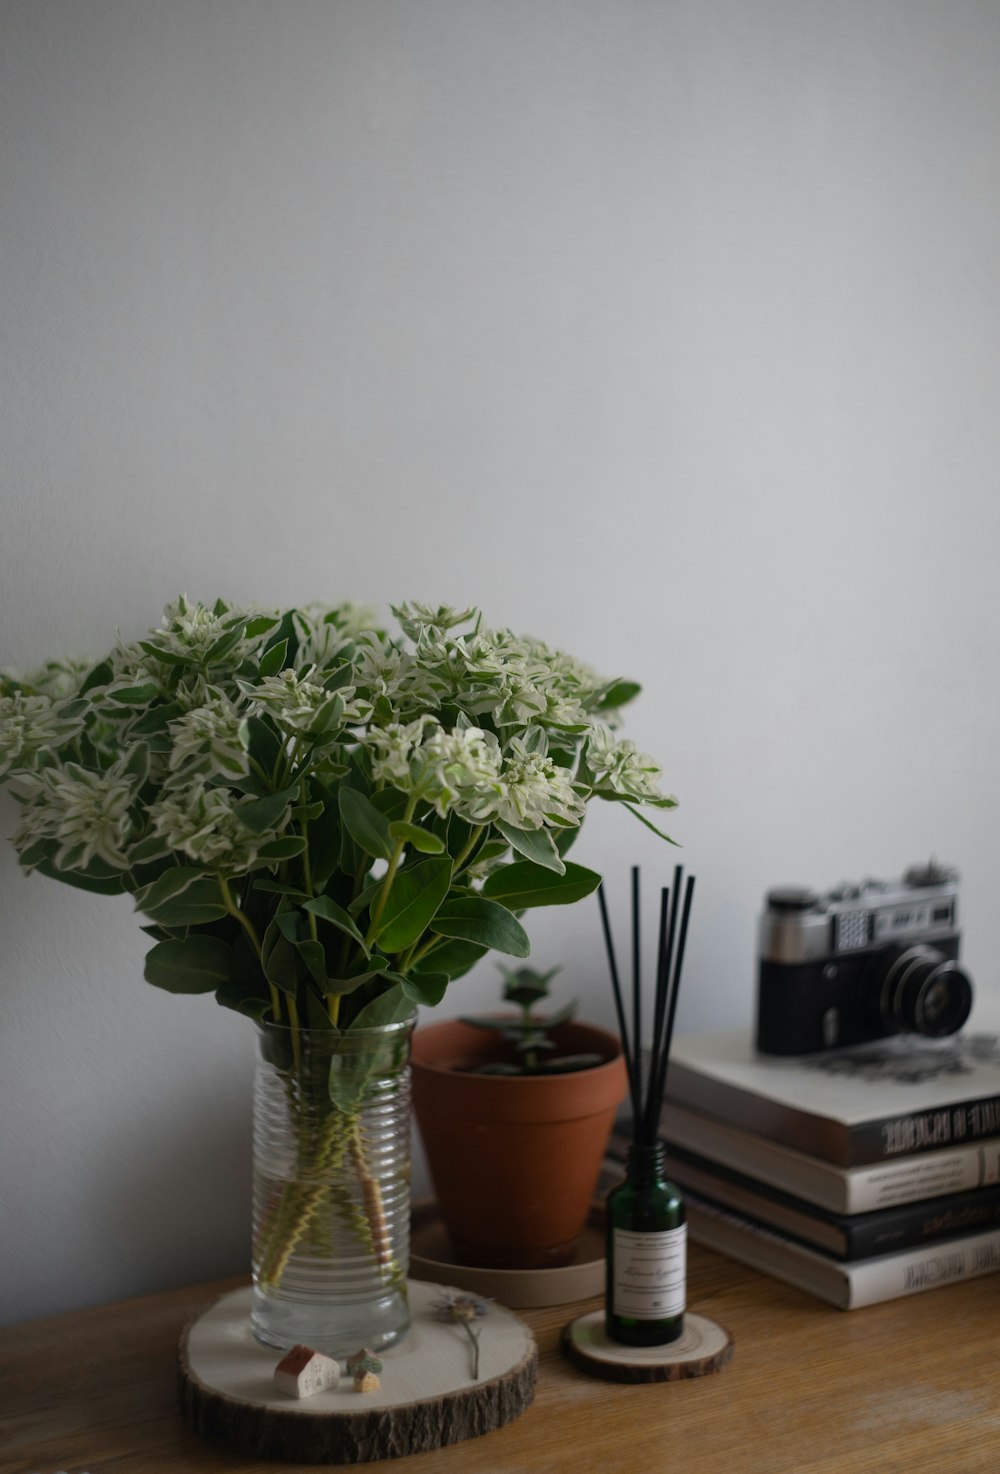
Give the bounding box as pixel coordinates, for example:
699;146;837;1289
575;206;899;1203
0;597;675;1336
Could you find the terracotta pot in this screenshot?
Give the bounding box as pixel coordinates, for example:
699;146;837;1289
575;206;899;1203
411;1017;627;1270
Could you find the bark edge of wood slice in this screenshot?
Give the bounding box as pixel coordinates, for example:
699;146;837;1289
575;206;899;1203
561;1309;733;1383
178;1282;537;1463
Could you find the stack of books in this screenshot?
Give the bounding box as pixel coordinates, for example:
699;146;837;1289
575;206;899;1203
609;997;1000;1309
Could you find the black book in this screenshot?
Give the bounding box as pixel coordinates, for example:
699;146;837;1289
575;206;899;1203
663;1142;1000;1261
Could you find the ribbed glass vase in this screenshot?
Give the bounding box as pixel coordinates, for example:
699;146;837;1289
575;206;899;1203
250;1016;414;1358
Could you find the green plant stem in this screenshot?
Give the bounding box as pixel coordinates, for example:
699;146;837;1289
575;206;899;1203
217;874;282;1023
366;795;418;941
451;824;486;876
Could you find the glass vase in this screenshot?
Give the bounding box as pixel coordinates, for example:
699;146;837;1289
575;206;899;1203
250;1016;414;1358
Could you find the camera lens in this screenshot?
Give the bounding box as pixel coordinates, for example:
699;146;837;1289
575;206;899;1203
878;946;973;1038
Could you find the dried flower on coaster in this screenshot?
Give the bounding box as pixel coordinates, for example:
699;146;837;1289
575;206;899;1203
433;1291;491;1380
273;1344;341;1398
346;1348;383;1392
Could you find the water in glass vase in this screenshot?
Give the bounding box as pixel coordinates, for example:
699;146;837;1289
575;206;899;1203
251;1017;413;1357
605;1141;686;1346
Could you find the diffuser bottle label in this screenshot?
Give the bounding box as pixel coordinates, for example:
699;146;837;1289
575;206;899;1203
612;1226;686;1319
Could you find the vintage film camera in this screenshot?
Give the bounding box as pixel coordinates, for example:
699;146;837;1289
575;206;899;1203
756;861;973;1055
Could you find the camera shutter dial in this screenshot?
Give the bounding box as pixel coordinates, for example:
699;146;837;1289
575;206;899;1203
766;887;821;914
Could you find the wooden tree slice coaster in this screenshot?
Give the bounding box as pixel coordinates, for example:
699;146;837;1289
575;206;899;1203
179;1281;537;1463
561;1310;733;1383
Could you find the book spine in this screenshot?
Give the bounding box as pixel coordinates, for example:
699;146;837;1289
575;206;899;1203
685;1193;1000;1310
614;1116;1000;1215
844;1189;1000;1258
845;1096;1000;1167
663;1144;1000;1259
666;1059;1000;1167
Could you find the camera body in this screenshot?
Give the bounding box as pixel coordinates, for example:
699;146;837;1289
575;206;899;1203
756;862;973;1055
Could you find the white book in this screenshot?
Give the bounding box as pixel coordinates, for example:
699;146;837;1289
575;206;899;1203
657;1102;1000;1215
685;1192;1000;1310
666;992;1000;1167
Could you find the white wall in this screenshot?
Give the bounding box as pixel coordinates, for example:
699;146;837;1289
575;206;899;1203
3;0;999;1325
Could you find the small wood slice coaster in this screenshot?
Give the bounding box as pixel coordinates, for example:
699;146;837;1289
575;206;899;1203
179;1282;536;1463
561;1310;733;1383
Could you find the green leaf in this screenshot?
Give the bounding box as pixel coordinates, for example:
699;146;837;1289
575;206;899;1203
400;971;449;1007
144;936;233;994
349;983;414;1030
621;803;680;844
339;785;394;861
495;820;565;874
134;867;220;919
413;938;487;981
244;614;279;638
429;897;530;957
324;955;391;996
256;835;307;861
307;693;345;736
106;681;160;706
245;714;283;773
595;678;642;710
128;702;183;735
236;786;296;834
373;854;452;953
258;637;288;677
253;877;309;898
307;789;342;889
389;821;445;855
137;641;192;669
262;917;303;996
123;742;150;786
34;859;127;896
482;860;602;909
78;658;115;694
204;628;245;664
140;879;229;926
327;1055;371;1114
303;894;369;955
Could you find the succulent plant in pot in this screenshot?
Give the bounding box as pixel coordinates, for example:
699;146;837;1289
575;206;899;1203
412;965;629;1271
0;597;674;1348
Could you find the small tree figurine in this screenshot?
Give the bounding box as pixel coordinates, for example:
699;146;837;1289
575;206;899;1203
459;965;604;1075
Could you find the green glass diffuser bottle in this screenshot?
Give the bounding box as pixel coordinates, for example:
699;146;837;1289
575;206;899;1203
605;1140;685;1345
598;866;695;1348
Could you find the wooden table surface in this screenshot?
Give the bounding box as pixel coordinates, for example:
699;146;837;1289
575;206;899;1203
2;1245;998;1474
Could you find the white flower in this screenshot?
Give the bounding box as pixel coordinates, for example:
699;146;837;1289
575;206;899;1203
149;781;280;872
294;602;378;670
248;668;363;733
141;595;274;671
585;724;674;805
365;717;437;788
167;696;250;779
12;759;136;869
390;603;480;640
11;658;92;700
365;719;503;818
460;742;586;831
418;724;503;818
353;636;440;717
0;693;88;779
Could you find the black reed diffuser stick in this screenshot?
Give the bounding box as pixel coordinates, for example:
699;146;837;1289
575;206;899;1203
599;866;696;1145
601;865;697;1347
596;882;641;1127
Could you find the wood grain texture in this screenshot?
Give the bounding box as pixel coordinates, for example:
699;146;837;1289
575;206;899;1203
560;1309;733;1383
2;1249;999;1473
177;1283;537;1462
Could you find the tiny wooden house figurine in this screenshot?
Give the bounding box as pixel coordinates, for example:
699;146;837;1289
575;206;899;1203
347;1348;383;1392
273;1344;341;1398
